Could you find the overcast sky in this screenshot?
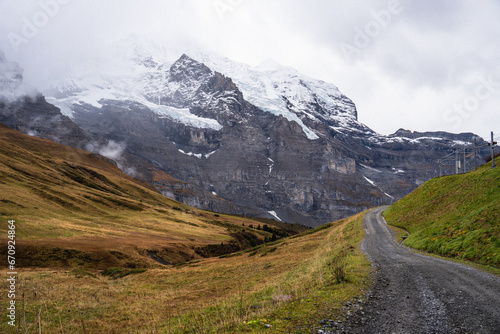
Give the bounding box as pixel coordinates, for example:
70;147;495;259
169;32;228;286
0;0;499;140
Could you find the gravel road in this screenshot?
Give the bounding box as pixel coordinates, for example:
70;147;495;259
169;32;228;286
325;206;500;334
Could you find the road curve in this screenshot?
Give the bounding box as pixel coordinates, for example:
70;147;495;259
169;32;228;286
334;206;500;334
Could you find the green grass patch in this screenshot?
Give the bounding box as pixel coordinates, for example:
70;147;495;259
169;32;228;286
384;157;500;267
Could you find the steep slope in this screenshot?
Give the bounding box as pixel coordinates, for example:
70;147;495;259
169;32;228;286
0;123;301;268
384;158;500;267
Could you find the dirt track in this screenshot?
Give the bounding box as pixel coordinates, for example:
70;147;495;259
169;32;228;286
329;206;500;334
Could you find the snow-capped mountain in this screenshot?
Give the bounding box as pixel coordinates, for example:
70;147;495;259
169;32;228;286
1;39;490;226
43;36;366;141
189;52;362;140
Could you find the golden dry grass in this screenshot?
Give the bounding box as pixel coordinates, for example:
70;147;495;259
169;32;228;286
0;123;301;268
0;212;370;333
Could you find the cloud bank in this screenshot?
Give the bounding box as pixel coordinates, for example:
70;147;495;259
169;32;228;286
0;0;499;139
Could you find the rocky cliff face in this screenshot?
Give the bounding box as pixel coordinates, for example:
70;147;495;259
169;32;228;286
1;44;490;226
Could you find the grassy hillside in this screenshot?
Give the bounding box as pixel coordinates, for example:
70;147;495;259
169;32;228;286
0;123;305;268
384;157;500;267
0;123;372;333
0;213;371;333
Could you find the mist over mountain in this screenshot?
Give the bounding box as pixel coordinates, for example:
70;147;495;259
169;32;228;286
0;50;38;101
0;39;490;226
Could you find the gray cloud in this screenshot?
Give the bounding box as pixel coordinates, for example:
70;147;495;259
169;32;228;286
0;0;499;139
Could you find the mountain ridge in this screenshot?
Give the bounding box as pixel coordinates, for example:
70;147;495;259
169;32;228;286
0;42;491;226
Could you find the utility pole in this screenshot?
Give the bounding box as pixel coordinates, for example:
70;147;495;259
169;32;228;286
456;150;460;174
463;146;467;173
474;138;478;171
491;131;497;169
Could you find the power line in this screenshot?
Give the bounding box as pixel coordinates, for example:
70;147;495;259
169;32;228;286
437;131;497;176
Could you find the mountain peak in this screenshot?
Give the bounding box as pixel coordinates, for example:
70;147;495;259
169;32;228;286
169;54;212;82
392;128;412;137
179;53;193;61
188;52;358;139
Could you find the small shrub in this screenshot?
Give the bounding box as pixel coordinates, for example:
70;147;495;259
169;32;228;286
327;246;349;284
